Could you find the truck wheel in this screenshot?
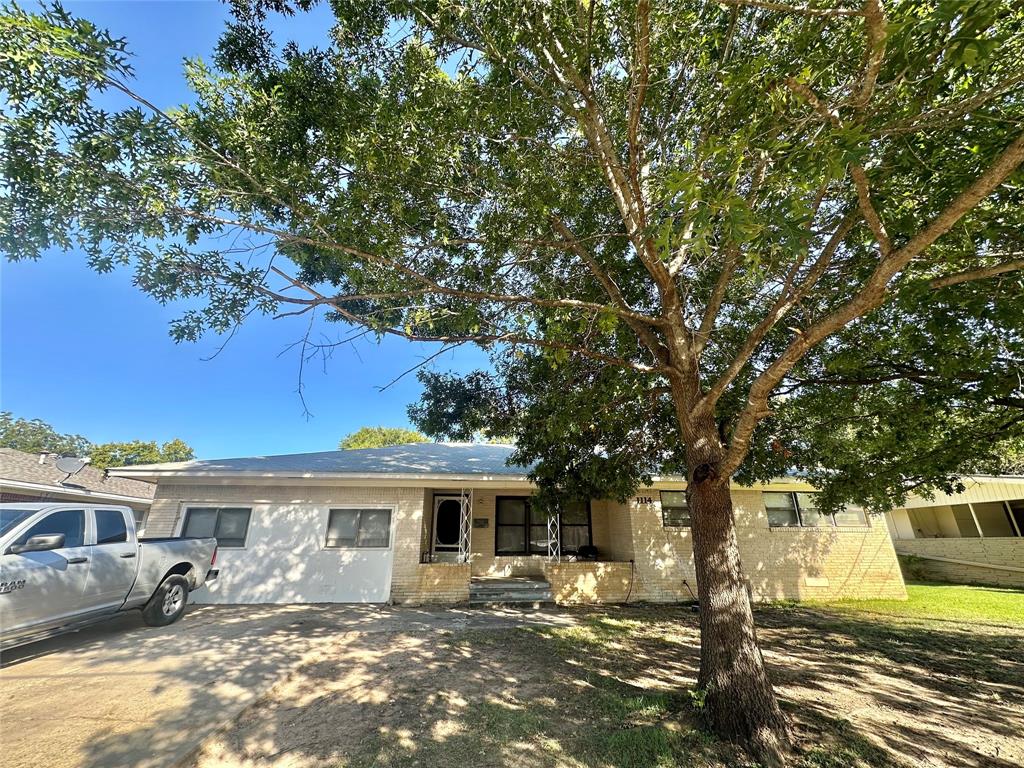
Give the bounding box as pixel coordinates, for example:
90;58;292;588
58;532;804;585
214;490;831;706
142;574;190;627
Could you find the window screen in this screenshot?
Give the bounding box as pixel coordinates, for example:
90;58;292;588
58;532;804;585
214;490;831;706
326;509;392;548
660;491;690;527
183;507;251;547
95;509;128;544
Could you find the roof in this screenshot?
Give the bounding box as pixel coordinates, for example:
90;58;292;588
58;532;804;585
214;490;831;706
111;442;533;479
0;448;156;503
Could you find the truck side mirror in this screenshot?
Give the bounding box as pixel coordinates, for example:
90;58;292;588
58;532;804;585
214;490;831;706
8;533;66;555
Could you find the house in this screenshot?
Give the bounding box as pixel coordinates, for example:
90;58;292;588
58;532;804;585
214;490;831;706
110;443;907;605
1;447;154;528
884;476;1024;588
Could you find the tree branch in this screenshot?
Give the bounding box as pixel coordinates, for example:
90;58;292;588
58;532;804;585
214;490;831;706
699;210;859;409
718;131;1024;477
929;257;1024;289
269;267;673;375
713;0;864;17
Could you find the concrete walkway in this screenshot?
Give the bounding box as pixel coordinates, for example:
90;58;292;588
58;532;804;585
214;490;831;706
0;604;578;768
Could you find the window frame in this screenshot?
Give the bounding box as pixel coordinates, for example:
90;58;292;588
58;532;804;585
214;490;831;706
660;490;691;528
181;506;253;548
494;496;592;556
764;492;870;529
93;508;130;545
14;508;87;549
324;507;394;550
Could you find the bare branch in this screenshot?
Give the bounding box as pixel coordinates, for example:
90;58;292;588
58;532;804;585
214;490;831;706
700;210;859;408
551;216;671;366
929;257;1024;289
163;208;664;327
627;0;651;201
714;0;864;17
269;267;674;375
850;164;892;254
695;247;739;354
851;0;887;111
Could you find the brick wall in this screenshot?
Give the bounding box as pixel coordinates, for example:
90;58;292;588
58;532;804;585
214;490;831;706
394;563;471;604
148;481;908;604
622;488;907;602
543;561;635;604
895;538;1024;588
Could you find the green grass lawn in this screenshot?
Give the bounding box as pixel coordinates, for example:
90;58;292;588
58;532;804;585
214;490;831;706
815;581;1024;626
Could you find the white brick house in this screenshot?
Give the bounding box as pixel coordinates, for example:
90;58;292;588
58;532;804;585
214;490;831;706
112;443;908;605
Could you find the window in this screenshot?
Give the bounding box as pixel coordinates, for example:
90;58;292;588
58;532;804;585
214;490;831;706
496;497;528;554
0;509;33;537
795;493;831;527
183;507;251;547
133;509;147;530
495;497;592;555
325;508;392;548
832;506;869;527
765;492;869;528
95;509;128;544
16;509;85;548
764;492;800;527
660;491;690;527
559;500;592;554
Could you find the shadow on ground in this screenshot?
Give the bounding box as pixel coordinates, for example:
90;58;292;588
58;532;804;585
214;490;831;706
180;603;1024;768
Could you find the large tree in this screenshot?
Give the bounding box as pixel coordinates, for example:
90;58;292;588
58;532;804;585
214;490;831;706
88;438;195;470
0;412;91;457
0;413;195;469
3;1;1023;762
339;425;428;449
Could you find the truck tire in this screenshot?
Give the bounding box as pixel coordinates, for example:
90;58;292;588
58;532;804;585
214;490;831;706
142;574;190;627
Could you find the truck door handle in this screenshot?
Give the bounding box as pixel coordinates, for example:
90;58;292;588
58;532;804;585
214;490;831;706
120;552;137;558
67;556;88;564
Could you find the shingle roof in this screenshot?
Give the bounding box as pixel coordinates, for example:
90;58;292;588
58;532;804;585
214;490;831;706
0;447;156;501
112;442;533;478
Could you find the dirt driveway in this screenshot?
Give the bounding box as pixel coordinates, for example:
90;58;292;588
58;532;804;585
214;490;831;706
0;604;579;768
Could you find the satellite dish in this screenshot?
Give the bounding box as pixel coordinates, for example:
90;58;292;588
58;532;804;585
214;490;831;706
55;456;88;476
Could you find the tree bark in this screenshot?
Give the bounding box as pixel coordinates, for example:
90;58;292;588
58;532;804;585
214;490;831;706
686;423;791;767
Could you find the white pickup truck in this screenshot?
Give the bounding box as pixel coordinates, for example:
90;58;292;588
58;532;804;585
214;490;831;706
0;503;219;648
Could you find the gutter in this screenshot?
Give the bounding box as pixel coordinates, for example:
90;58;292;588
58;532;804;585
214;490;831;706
0;478;154;505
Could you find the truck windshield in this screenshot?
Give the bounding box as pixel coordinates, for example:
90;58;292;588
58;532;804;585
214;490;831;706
0;509;34;537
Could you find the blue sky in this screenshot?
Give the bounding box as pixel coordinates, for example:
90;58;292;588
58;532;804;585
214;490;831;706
0;1;486;458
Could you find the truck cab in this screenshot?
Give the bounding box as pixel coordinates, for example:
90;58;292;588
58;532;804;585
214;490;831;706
1;503;217;647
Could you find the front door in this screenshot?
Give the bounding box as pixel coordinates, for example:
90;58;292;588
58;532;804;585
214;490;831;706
432;495;464;562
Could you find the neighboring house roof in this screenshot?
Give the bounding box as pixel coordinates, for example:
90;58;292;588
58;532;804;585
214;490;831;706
111;442;534;480
0;447;156;504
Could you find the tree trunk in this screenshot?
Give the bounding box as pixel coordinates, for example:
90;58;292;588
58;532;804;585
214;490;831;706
687;436;791;766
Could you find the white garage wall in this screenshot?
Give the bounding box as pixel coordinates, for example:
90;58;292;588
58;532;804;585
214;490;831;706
147;484;425;604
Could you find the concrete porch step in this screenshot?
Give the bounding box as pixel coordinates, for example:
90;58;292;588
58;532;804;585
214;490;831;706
469;577;553;606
